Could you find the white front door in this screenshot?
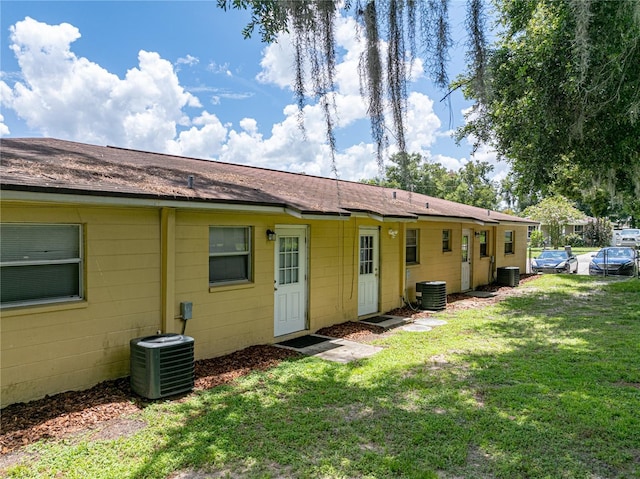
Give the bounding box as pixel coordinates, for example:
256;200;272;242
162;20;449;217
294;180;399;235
274;226;307;336
461;229;471;291
358;228;379;316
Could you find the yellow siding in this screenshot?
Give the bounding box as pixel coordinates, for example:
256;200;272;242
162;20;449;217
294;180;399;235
404;221;464;299
495;225;529;272
1;200;531;407
1;203;161;407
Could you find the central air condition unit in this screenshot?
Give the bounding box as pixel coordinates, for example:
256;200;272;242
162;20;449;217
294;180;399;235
497;266;520;287
130;334;195;399
416;281;447;311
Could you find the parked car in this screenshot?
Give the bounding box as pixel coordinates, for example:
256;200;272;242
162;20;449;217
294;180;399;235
531;249;578;274
615;228;640;248
589;247;638;276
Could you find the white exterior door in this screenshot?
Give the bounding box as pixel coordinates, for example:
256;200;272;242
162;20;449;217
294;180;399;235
274;226;307;336
461;229;471;291
358;228;379;316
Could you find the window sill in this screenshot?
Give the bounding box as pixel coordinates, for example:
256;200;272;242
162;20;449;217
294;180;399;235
209;281;255;293
1;299;88;317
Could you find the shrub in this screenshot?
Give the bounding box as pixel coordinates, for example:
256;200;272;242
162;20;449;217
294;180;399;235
563;233;585;247
529;230;545;248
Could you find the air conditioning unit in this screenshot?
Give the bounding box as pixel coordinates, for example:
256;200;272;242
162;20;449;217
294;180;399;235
130;334;195;399
497;266;520;287
416;281;447;311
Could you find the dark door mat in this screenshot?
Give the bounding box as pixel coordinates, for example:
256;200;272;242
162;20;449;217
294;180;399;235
277;335;330;349
361;316;393;324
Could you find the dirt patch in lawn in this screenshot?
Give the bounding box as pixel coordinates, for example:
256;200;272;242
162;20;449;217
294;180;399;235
0;275;541;460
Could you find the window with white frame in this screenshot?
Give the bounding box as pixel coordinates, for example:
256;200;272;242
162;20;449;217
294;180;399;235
442;229;452;252
209;226;252;284
504;230;514;254
406;229;419;264
0;224;83;307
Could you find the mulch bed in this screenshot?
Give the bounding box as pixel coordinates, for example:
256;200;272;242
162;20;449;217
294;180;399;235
0;274;540;456
1;345;301;455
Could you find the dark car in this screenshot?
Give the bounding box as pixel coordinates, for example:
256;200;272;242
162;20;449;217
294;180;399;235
531;250;578;274
589;247;638;276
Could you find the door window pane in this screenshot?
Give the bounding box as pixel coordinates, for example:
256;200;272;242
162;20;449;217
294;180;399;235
278;236;300;285
360;235;374;275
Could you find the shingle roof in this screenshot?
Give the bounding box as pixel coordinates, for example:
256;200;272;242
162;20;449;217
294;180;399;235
0;137;534;225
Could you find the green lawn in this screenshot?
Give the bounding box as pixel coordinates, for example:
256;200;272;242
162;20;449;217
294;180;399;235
528;246;600;256
4;275;640;479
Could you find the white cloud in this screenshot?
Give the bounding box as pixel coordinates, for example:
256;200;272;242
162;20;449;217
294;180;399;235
3;17;201;152
176;54;199;67
0;112;10;136
256;40;295;89
1;14;479;183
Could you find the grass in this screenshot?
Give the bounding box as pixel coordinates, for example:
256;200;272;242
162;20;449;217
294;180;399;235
4;275;640;478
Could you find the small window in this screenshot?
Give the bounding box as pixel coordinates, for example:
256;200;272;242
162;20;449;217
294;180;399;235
442;229;452;252
479;230;488;257
504;230;514;254
209;226;252;284
406;229;419;264
0;224;83;307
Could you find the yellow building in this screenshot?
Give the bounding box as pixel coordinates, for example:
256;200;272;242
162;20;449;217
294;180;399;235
0;138;536;407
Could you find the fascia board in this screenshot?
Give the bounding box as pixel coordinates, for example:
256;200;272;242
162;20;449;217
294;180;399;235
0;189;288;214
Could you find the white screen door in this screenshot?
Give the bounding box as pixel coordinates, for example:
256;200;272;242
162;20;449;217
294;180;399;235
461;229;471;291
274;227;307;336
358;228;379;316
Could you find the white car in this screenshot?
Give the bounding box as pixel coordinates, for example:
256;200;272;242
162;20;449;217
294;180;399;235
615;229;640;248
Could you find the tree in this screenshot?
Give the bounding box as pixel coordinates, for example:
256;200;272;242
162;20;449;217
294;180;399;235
217;0;488;173
583;218;613;248
523;196;586;249
446;160;499;210
362;152;499;209
220;0;638;200
458;0;640;205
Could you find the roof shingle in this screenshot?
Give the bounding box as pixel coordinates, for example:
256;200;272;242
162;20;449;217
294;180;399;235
0;137;534;225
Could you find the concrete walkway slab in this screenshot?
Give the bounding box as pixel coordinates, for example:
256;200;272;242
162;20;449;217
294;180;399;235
400;323;433;332
399;317;447;332
276;335;383;363
359;315;411;329
465;291;497;298
414;318;448;326
300;336;384;363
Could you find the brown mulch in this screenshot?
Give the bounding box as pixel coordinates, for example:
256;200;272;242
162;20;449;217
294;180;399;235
0;345;301;455
0;274;541;456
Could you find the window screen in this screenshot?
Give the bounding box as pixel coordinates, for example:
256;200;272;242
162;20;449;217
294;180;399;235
504;230;514;254
406;229;418;264
479;231;488;257
0;224;83;307
442;229;452;252
209;226;251;284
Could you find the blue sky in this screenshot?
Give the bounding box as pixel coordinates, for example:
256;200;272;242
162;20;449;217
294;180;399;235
0;1;504;181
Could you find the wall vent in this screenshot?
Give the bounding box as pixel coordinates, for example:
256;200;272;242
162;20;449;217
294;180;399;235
130;334;194;399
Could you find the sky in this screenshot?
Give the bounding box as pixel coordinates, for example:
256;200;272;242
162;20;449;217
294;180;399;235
0;0;506;183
